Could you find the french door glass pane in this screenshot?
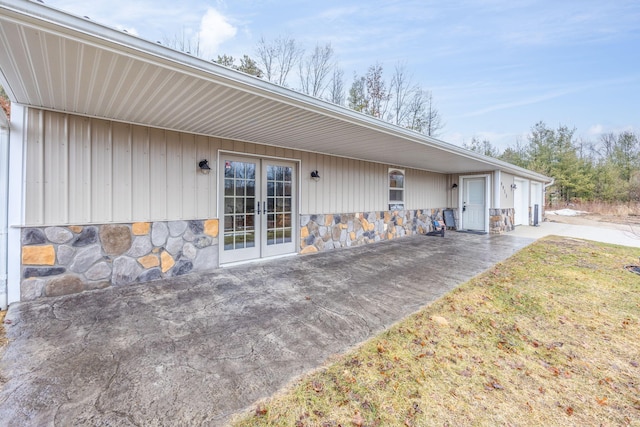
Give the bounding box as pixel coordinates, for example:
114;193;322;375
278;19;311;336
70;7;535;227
223;160;257;253
266;165;293;246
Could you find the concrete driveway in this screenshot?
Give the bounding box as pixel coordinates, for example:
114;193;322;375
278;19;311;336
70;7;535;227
1;232;535;426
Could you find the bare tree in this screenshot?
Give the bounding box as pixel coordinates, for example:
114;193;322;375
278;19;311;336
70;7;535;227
364;63;390;119
163;28;202;57
256;35;303;86
327;67;346;106
423;90;444;137
299;43;334;98
389;62;415;126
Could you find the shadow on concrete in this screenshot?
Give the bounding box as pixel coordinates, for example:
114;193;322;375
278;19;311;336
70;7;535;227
0;232;534;426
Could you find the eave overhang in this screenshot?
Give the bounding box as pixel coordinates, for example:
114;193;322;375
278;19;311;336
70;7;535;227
0;0;551;183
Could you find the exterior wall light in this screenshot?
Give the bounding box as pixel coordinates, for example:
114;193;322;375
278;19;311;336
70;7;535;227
310;170;320;181
198;159;211;174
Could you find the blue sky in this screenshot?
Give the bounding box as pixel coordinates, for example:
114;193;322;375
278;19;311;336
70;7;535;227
46;0;640;151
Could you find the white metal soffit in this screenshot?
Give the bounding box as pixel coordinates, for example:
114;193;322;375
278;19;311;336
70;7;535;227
0;0;549;181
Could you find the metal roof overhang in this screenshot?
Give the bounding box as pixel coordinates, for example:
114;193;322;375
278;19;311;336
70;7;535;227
0;0;550;182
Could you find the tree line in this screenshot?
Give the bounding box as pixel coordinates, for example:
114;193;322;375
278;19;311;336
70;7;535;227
165;32;444;137
464;122;640;204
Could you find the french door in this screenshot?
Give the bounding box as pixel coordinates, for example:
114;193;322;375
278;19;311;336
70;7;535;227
219;155;296;264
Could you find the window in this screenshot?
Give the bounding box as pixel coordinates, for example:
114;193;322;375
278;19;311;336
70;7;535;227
388;168;405;209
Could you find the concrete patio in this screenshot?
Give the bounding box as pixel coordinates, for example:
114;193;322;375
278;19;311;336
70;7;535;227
0;232;535;426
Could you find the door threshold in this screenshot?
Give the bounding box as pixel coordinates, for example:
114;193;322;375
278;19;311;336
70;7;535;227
220;252;298;268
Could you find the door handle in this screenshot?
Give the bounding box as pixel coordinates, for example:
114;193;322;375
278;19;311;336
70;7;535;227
263;201;267;214
256;201;261;215
463;203;467;212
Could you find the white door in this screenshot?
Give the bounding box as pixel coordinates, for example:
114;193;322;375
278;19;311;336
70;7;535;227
530;182;542;225
513;179;529;226
462;178;486;231
220;155;296;264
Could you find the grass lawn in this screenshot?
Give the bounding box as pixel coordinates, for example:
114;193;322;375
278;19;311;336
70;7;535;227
232;236;640;426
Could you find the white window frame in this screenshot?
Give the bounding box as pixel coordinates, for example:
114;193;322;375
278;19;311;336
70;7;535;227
388;168;405;209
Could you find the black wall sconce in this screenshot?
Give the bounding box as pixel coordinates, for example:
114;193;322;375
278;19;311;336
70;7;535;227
511;183;518;190
198;159;211;174
310;170;320;181
451;183;458;189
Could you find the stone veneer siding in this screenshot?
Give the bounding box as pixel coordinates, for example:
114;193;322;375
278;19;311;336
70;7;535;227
299;209;452;253
490;208;515;233
20;219;219;300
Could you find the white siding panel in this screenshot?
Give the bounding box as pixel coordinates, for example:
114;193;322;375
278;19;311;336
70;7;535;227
165;131;182;219
194;135;211;219
180;133;197;218
43;111;68;223
132;126;151;220
25;109;45;225
112;122;132;221
405;169;448;209
68;115;91;223
148;128;167;220
90;119;112;223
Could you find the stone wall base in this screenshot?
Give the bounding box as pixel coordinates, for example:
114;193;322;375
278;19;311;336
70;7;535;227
299;208;451;253
20;219;219;301
490;208;515;234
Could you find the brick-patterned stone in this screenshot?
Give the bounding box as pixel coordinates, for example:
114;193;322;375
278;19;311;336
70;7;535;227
138;254;160;269
132;222;150;235
85;262;112;281
300;227;309;238
57;245;75;266
324;215;333;226
22;245;55;266
168;221;188;237
21;279;46;301
23;267;66;279
44;227;73;244
69;245;103;274
151;222;169;246
301;245;318;254
112;256;142;286
127;235;152;257
22;229;46;245
100;224;132;256
161;250;175;273
73;227;98;247
68;226;83;234
204;219;219;237
45;275;84;297
182;243;197;259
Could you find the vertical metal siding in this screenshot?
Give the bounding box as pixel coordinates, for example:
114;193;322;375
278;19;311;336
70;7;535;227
112;122;132;221
90;119;112;223
131;125;151;220
24;110;453;224
25;109;45;224
68;115;92;223
148;127;168;220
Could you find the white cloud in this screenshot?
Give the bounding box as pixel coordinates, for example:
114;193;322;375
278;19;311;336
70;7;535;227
198;7;237;57
588;124;604;135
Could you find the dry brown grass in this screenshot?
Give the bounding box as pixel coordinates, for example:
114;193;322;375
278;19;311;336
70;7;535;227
566;201;640;219
233;237;640;427
0;309;7;352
